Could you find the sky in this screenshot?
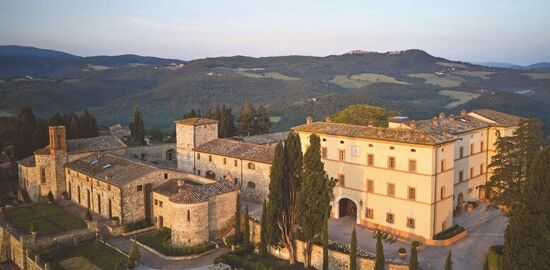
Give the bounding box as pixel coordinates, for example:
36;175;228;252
1;0;549;65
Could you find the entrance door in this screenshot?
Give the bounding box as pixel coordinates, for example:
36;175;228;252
206;171;216;180
457;193;464;209
338;198;357;221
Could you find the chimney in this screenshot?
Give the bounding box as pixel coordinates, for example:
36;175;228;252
176;179;185;187
325;117;332;123
439;112;446;119
432;117;438;125
306;116;313;124
449;114;456;121
460;109;467;116
409;120;417;128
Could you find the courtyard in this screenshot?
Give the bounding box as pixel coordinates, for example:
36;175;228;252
38;240;127;270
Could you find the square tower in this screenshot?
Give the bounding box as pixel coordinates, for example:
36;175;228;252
49;126;68;196
175;118;219;172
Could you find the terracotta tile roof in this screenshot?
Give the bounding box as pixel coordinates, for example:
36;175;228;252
195;139;275;164
66;135;127;153
174;117;219;126
166;180;239;204
469;109;524;127
65;154;157;187
415;115;490;136
234;132;289;145
17;155;36;167
292;122;457;145
153;179;202;197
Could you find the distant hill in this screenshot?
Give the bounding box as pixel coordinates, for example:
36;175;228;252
1;46;550;136
527;62;550;70
472;61;550;70
0;45;185;77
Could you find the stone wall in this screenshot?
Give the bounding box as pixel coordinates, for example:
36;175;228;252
171;201;209;246
122;143;177;166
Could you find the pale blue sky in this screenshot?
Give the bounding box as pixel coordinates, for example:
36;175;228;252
1;0;549;65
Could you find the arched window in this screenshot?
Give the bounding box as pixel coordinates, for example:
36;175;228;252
166;149;175;161
247;181;256;189
248;162;255;170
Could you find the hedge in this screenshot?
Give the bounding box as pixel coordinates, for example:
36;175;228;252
487;245;503;270
433;224;465;240
215;253;274;270
123;219;150;233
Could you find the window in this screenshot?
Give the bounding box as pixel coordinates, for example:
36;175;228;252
338;174;345;186
321;147;327;158
367;154;374;166
164;173;168;179
248;162;255;170
480;141;484;152
388;157;396;169
166;149;175;161
223;158;227;165
459;147;464;158
108;185;111;191
480;163;484;174
366;208;374;219
409;160;417;172
367;180;374;193
351;146;359;157
154;199;158;206
440;159;446;172
470;167;475;179
408;187;416;200
208;155;212;162
407;218;415;228
40;168;46;184
234;160;238;167
440;186;446;199
470;143;474;155
387;183;395;196
411;148;416;152
197;170;201;176
137;185;143;192
386;213;394;223
340;140;344;144
389;146;395;150
459;171;464;182
322;138;326;142
197;153;201;160
339;150;345;161
159;201;163;207
247;181;256;189
187;210;191;222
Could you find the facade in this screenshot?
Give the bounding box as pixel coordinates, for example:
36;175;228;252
292;109;521;241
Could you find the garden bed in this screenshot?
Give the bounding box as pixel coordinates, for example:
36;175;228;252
4;203;85;235
136;228;215;256
215;251;305;270
433;224;465;240
38;240;127;270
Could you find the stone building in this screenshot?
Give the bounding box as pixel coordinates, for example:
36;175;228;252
292;109;521;241
152;178;239;245
65;153;188;223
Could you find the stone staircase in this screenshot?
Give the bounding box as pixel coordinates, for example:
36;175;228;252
455;204;503;231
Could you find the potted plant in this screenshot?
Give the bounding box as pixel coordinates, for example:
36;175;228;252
398;247;407;259
84;208;92;222
46;191;54;204
111;216;120;226
30;221;39;238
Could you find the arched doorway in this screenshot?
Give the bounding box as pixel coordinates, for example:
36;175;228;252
338;198;357;220
457;192;464;209
206;170;216;180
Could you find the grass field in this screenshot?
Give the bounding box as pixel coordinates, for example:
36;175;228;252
436;62;468;68
45;241;127;270
4;203;85;235
438;90;480;109
453;70;494;79
329;73;410;88
85;64;112;71
232;67;300;80
409;73;463;88
521;72;550;80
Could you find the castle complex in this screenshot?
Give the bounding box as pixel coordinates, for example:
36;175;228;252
17;108;521;243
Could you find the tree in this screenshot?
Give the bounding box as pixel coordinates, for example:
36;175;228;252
375;233;385;270
46;191;54;203
296;134;336;268
129;106;145;145
238;102;256;136
259;200;268;256
255;105;271;134
285;132;302;226
409;241;419;270
49;113;64;126
183;108;201;119
445;250;453;270
243;206;250;247
483;119;542;211
78;109;98;138
350;227;358;270
31;119;49;151
127;241;140;269
14;106;37;159
219;105;237;138
234;193;241;244
322;207;329;270
332;104;398;127
503;147;550;270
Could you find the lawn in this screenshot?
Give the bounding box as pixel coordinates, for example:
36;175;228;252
232;67;301;81
4;203;85;235
521;72;550;80
453;70;494;79
329;73;410;88
43;240;127;270
408;73;463;88
436;62;468;68
438;90;480;109
217;252;305;270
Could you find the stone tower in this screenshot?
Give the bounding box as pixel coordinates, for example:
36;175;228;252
49;126;68;196
175;118;218;173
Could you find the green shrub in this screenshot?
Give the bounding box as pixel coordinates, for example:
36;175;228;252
123;219;150;232
46;191;54;202
433;224;465;240
215;253;274;270
487;245;503;270
84;208;92;221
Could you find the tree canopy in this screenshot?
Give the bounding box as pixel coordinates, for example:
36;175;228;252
332;104;398;127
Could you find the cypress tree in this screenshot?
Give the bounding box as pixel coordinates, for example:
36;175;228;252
297;134;336;268
234;193;241;244
68;115;80;139
49;113;64;126
322;208;329;270
285;132;302;226
375;233;385;270
238;102;255;136
259;200;268;256
350;227;357;270
127;241;140;269
445;250;452;270
129;106;145;145
409;241;419;270
243;206;250;247
31;119;49;150
14;106;37;159
503;147;550;270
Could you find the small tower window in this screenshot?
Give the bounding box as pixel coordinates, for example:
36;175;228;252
187;210;191;222
248;162;255;170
